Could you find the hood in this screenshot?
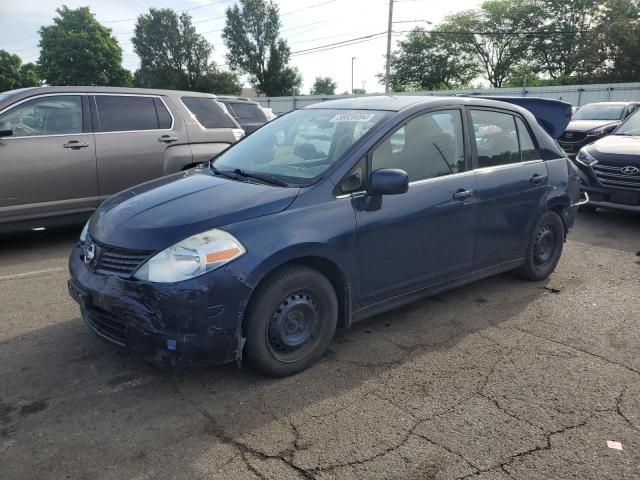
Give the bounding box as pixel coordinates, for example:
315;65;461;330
586;135;640;164
90;169;299;251
565;119;620;133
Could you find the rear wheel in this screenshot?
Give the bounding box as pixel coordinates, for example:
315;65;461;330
516;210;565;281
244;265;338;377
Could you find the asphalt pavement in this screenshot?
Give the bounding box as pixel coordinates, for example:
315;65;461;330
0;209;639;479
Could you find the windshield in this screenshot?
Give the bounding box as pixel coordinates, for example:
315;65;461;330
572;104;624;121
213;109;390;186
614;110;640;136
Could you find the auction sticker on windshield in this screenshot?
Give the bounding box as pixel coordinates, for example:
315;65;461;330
329;113;376;122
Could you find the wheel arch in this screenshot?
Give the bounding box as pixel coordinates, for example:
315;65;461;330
243;254;353;333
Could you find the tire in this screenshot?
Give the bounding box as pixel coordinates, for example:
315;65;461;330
244;265;338;377
516;210;565;281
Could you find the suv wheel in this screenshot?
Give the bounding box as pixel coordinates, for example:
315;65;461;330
244;266;338;377
516;210;565;281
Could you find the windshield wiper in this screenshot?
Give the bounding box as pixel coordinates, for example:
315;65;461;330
208;163;243;180
232;169;291;187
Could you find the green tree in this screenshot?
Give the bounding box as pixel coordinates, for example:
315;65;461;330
446;0;541;88
383;27;479;91
38;6;131;86
0;50;41;91
310;76;337;95
598;0;640;82
531;0;605;81
223;0;302;96
133;8;231;91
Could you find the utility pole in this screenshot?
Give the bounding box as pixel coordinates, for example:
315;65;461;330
384;0;394;93
351;57;356;94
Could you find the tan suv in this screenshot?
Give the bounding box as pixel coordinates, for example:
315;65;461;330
0;86;244;231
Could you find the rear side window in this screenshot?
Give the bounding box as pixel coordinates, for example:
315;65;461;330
471;110;520;168
0;95;82;137
516;117;537;161
95;95;168;132
226;102;267;122
154;98;173;129
182;97;236;128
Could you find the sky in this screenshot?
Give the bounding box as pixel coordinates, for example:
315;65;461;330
0;0;483;95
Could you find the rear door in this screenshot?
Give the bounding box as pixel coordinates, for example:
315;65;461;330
469;108;548;270
92;94;184;198
0;94;98;222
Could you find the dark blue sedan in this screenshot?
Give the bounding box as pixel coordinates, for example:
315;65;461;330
68;95;581;376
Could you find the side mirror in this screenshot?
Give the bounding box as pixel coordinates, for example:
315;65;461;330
369;168;409;195
0;121;12;138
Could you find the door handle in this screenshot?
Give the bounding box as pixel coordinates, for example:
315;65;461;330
530;174;548;184
63;141;89;149
453;189;473;201
158;135;178;143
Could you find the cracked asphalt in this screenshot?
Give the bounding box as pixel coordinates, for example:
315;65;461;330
1;209;639;480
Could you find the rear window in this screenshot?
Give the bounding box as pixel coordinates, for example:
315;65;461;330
95;95;171;132
182;97;236;128
226;102;267;122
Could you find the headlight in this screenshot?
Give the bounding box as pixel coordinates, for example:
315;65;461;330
576;148;597;166
587;126;611;138
79;220;90;242
133;229;245;283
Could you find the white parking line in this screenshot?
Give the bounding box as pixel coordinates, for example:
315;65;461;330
0;267;65;281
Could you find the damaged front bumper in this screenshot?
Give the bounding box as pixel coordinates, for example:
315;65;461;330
68;244;251;368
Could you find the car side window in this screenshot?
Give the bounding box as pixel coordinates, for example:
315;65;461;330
182;97;236;128
95;95;164;132
0;95;82;137
515;117;537;161
372;110;465;183
337;157;366;195
471;110;521;168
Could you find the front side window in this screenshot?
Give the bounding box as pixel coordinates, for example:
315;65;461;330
471;110;520;168
372;110;465;182
0;95;82;137
95;95;165;132
213;109;389;186
182;97;236;128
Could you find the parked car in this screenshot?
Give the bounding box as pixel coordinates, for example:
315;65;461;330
573;109;640;213
0;86;244;231
558;101;640;156
68;95;581;377
216;96;268;134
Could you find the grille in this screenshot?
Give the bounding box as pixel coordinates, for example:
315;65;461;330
94;242;154;278
560;131;587;143
86;307;126;346
593;163;640;191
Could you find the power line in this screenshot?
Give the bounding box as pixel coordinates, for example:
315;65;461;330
291;31;388;56
101;0;233;23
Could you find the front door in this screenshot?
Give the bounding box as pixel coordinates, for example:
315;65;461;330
468;108;549;270
354;109;478;306
0;94;98;222
91;94;182;198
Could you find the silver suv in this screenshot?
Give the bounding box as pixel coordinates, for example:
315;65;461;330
0;86;244;231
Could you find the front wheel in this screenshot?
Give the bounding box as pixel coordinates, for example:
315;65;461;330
516;210;565;281
244;265;338;377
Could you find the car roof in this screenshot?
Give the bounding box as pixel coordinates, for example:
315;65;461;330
580;101;639;106
302;94;559;113
217;96;259;104
0;86;220;101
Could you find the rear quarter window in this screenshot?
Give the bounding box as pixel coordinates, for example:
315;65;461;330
226;102;267;122
182;97;236;128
